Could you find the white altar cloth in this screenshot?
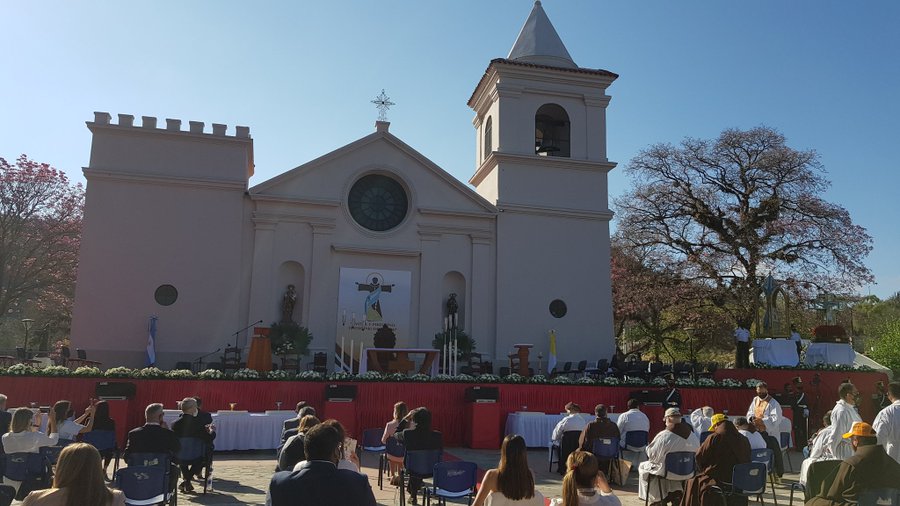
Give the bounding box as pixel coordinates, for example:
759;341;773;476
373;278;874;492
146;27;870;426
162;410;295;451
805;342;855;366
751;339;799;366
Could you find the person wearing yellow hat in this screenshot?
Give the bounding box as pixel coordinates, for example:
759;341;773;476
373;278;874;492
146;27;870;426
707;413;727;432
807;421;900;506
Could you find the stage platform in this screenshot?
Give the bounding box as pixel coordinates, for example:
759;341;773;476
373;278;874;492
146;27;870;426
0;367;888;449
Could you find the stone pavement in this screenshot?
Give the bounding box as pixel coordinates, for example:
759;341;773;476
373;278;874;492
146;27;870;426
13;448;807;505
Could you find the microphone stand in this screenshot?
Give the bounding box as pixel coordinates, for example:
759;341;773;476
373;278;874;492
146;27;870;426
229;320;264;349
193;348;221;373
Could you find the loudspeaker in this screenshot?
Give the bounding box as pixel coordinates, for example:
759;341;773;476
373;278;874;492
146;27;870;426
629;389;667;405
95;382;137;399
465;386;499;403
325;384;357;401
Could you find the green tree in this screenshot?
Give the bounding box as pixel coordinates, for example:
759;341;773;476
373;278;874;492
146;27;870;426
869;320;900;373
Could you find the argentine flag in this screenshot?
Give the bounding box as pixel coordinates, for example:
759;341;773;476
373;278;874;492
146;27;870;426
147;316;158;366
548;329;557;374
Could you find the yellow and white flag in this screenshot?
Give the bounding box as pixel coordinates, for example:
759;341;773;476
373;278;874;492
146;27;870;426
548;329;557;374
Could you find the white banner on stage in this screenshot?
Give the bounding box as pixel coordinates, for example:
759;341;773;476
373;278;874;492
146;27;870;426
337;268;412;350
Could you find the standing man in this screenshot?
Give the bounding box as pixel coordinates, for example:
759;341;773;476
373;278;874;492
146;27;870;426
747;382;782;436
872;381;900;464
734;327;751;368
791;377;809;451
830;382;863;460
662;375;682;410
789;324;802;358
874;381;892;411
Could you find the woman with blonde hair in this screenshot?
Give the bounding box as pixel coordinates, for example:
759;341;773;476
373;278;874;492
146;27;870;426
22;442;125;506
381;401;409;477
2;408;59;492
559;451;620;506
473;434;544;506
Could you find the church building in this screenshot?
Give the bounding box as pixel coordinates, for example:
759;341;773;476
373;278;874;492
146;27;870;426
70;1;619;370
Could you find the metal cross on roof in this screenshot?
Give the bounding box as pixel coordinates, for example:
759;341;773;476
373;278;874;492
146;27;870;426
371;89;395;122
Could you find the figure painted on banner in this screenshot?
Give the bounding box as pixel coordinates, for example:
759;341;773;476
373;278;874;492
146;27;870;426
791;377;809;451
356;275;394;321
734;326;751;368
662;375;681;410
281;284;297;323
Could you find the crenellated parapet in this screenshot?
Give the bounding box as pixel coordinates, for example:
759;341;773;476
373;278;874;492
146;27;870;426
91;111;251;139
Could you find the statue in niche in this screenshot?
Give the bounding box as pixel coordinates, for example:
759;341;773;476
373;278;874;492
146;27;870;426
281;284;297;323
446;293;459;328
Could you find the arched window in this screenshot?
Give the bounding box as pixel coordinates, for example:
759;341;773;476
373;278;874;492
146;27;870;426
535;104;570;157
483;117;493;160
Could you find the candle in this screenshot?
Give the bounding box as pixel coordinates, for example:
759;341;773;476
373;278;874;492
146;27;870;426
444;317;448;331
340;336;345;371
349;340;354;373
452;338;457;376
359;342;364;373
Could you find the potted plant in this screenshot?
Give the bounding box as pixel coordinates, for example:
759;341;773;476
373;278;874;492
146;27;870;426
269;322;313;371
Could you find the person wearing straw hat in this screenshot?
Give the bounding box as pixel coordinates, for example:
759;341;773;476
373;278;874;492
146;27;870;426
806;422;900;506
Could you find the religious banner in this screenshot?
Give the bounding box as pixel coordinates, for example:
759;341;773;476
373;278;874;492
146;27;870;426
337;268;412;350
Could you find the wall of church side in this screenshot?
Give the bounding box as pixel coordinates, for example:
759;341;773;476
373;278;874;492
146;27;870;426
494;211;614;367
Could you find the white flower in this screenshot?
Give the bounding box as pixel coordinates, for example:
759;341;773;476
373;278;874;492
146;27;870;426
357;371;384;381
166;369;195;379
697;378;717;386
134;367;166;378
410;374;431;382
575;376;596;385
552;375;574;384
476;374;502;383
651;377;668;386
600;376;621;385
73;366;102;377
297;370;324;380
41;366;71;377
104;367;134;378
504;373;527;384
745;378;763;387
675;377;695;386
266;370;292;380
455;374;476;382
529;375;549;384
328;371;353;381
232;368;261;380
198;369;225;380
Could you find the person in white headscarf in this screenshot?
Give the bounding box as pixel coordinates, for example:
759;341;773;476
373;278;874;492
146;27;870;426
638;408;699;505
830;382;863;460
873;381;900;464
689;407;713;437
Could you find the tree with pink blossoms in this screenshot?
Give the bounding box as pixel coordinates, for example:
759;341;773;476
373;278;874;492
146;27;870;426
0;155;83;347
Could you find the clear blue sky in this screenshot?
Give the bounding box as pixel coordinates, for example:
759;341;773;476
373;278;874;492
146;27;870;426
3;1;898;298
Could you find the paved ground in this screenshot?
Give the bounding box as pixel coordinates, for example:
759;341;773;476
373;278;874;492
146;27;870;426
14;448;807;505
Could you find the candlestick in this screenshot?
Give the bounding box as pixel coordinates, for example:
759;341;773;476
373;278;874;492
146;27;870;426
359;342;364;373
349;340;354;373
340;336;345;371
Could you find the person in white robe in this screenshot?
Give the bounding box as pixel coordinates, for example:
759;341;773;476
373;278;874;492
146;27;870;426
689;407;713;437
873;381;900;464
829;382;862;460
800;411;836;485
746;382;782;435
735;417;767;449
638;408;699;504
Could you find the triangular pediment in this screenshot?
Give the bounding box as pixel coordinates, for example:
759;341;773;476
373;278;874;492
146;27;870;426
250;130;497;215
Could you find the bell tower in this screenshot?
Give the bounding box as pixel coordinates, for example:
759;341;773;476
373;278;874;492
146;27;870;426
468;1;619;364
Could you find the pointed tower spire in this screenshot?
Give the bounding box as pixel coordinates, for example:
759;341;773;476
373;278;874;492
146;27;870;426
507;1;577;69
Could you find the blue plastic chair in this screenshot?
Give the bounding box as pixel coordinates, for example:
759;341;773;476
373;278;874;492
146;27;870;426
645;451;696;506
624;430;649;451
0;485;15;506
717;462;767;505
125;452;171;469
362;427;387;452
115;465;176;506
379;436;406;490
399;449;442;506
858;488;900;506
2;453;51;498
425;461;477;505
82;429;120;474
591;437;621;482
750;447;778;504
177;437;212;494
39;445;64;466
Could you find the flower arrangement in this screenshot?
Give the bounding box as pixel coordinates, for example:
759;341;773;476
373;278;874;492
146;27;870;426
327;371;353;381
165;369;194;379
551;375;575;384
409;374;431;382
265;369;293;381
296;370;324;381
600;376;621;386
198;369;225;380
6;363;36;376
231;368;261;380
744;378;763;387
503;373;528;384
72;366;102;377
718;378;744;388
433;374;456;382
651;376;668;386
454;374;476;382
575;376;596;385
475;374;502;383
104;367;134;378
675;377;696;386
39;365;71;377
697;377;717;387
528;375;548;384
132;367;167;379
623;376;645;385
356;371;384;381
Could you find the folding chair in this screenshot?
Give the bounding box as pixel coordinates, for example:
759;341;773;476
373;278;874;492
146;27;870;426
716;462;767;505
750;447;778;504
789;459;841;506
361;428;387;453
858;488;900;506
177;437;212;494
82;429;121;475
549;430;581;473
379;436;405;490
645;451;695;506
399;449;442;506
779;432;793;472
115;465;177;506
623;430;649;451
39;445;64;466
3;452;51;500
425;461;477;506
591;437;621;482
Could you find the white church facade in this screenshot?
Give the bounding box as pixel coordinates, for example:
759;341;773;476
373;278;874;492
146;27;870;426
70;1;619;370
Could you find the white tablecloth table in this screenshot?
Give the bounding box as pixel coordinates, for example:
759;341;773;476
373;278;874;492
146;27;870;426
504;412;619;448
805;343;855;366
162;410;295;451
751;339;799;366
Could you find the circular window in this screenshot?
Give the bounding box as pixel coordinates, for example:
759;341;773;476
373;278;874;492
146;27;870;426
549;299;567;318
154;285;178;306
348;174;409;232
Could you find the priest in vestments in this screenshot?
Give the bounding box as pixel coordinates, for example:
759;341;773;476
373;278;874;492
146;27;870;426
829;383;863;460
680;415;751;506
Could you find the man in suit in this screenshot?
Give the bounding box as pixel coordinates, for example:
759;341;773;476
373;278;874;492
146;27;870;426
124;403;181;491
0;394;11;434
268;422;376;506
281;404;316;443
172;398;216;493
193;396;214;427
396;408;443;504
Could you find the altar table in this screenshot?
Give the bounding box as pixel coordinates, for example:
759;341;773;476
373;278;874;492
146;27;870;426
360;348;440;376
162;409;295;450
751;339;800;367
805;343;855;366
504;412;620;448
